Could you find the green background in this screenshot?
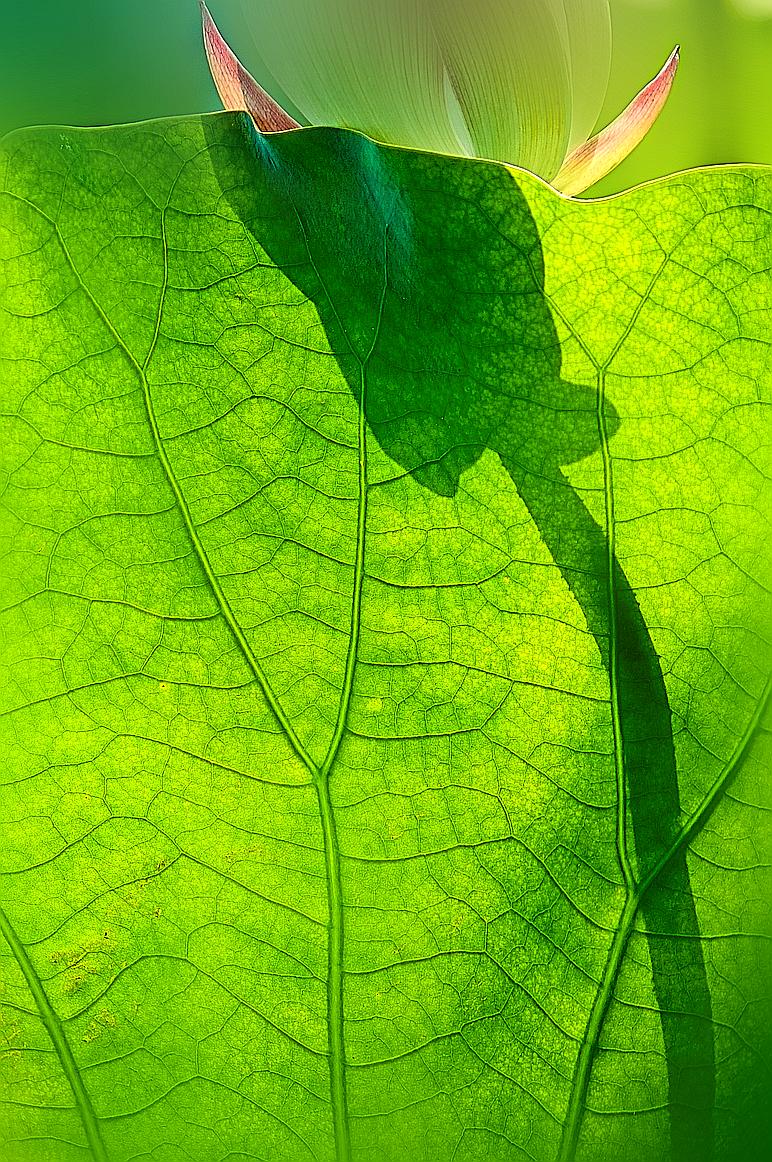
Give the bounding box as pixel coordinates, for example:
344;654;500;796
1;0;771;196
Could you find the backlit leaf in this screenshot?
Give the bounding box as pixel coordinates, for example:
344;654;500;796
0;114;770;1162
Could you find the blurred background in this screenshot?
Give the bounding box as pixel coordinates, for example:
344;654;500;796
1;0;771;195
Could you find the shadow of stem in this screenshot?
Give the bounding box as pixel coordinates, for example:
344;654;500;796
205;114;716;1160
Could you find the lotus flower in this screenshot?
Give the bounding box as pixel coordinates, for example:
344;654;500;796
201;1;678;197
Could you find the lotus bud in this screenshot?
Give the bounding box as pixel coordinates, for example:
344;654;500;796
201;1;678;196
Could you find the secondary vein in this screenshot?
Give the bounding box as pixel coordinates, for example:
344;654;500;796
35;194;318;780
281;176;390;1159
0;904;109;1162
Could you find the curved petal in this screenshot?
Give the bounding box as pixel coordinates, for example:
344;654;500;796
428;0;573;178
238;0;463;157
562;0;612;150
201;3;300;132
554;47;680;198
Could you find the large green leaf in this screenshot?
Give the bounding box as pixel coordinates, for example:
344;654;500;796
0;114;770;1162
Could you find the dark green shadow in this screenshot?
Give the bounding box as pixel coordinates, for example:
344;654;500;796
204;114;715;1161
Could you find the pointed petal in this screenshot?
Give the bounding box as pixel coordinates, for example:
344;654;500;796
429;0;573;178
562;0;612;150
200;2;300;132
554;46;680;198
239;0;462;157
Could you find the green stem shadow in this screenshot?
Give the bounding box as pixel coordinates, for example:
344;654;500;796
205;114;716;1161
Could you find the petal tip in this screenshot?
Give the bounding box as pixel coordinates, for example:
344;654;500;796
200;2;300;134
554;45;681;198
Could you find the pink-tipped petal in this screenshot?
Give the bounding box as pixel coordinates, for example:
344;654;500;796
553;46;680;197
201;1;300;133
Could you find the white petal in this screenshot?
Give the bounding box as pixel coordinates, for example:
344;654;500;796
238;0;464;156
427;0;573;178
561;0;612;150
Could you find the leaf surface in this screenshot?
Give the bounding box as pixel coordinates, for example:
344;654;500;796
0;115;770;1162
